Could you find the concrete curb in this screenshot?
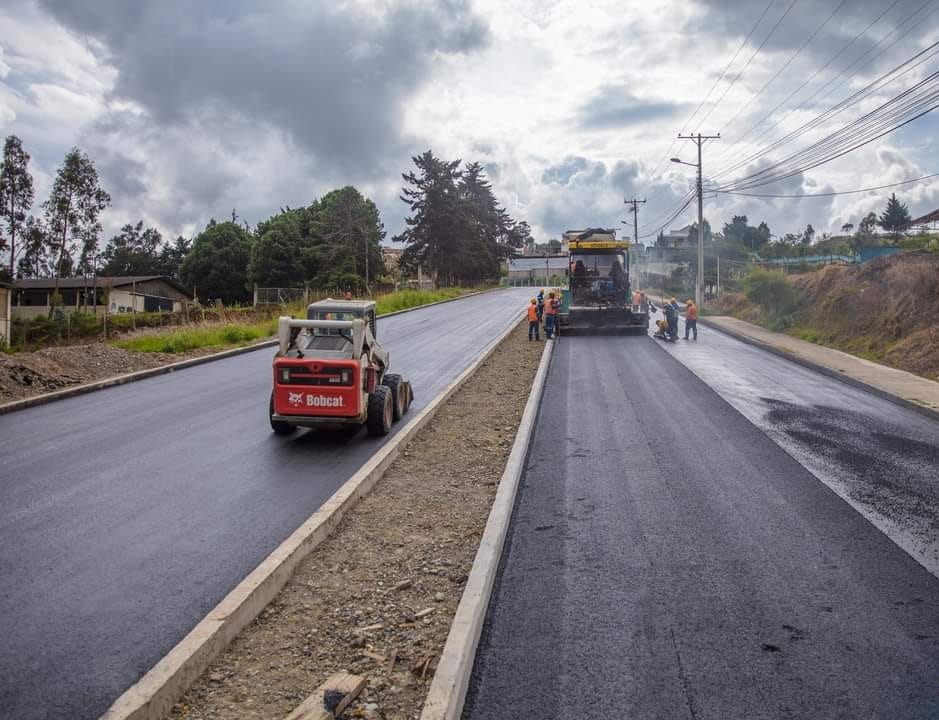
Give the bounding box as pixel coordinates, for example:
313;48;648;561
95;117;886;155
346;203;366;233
0;288;502;417
699;318;939;424
99;312;523;720
420;335;555;720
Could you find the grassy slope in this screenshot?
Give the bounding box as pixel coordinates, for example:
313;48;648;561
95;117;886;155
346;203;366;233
114;288;475;354
714;253;939;381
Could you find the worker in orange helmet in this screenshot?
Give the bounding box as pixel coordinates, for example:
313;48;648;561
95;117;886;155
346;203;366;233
684;299;699;340
527;298;541;341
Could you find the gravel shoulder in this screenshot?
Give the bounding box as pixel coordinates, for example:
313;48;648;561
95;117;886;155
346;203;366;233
168;321;544;720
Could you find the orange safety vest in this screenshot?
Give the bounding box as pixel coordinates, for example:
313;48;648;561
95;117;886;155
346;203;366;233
527;304;538;321
686;304;698;320
545;299;558;315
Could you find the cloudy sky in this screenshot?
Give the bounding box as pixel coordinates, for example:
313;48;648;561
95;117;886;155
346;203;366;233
1;0;938;247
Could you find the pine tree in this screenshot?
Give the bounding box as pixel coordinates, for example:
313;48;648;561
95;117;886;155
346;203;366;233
0;135;35;277
878;193;912;240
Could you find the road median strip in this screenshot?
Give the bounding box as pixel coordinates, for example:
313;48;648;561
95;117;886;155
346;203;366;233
421;332;554;720
100;310;521;720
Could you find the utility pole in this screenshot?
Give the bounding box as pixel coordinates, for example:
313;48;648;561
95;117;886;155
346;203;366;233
624;198;646;244
674;132;719;306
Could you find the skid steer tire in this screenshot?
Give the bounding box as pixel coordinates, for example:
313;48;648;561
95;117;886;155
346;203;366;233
269;393;296;436
366;385;394;436
382;373;406;421
401;380;413;415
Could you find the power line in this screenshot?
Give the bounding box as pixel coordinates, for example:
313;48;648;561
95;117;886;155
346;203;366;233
695;0;801;129
712;0;911;167
712;2;939;179
712;39;939;189
715;0;850;136
637;0;776;196
715;171;939;197
716;71;939;191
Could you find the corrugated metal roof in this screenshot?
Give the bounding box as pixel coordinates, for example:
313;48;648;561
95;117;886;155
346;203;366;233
14;276;192;296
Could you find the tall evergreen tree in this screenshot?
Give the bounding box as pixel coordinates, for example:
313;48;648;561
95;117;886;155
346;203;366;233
100;221;164;275
180;220;253;304
878;193;912;240
0;135;35;277
42;148;110;298
310;187;385;288
395;151;465;285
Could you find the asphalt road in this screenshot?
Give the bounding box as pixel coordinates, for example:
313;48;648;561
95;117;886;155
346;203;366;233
0;288;527;720
464;332;939;720
660;313;939;577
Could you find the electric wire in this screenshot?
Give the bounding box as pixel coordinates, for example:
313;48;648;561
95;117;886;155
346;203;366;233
694;0;801;129
717;69;939;191
712;0;911;167
716;0;850;137
637;0;776;196
715;171;939;197
712;2;939;179
711;39;939;187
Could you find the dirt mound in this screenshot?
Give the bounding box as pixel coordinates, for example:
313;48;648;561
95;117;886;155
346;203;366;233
717;253;939;381
0;344;180;402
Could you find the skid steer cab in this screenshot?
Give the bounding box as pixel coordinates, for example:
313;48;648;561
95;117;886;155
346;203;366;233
269;299;413;437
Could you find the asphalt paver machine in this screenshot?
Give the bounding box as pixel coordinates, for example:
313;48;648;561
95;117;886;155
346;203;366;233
559;228;650;333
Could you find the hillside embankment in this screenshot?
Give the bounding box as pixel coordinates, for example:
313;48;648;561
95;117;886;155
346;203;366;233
715;253;939;381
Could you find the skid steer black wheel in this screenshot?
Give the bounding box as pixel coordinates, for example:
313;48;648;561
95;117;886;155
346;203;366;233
269;392;296;436
366;385;393;436
381;373;407;421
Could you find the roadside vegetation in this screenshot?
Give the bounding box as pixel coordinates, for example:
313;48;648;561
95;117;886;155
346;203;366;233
715;253;939;381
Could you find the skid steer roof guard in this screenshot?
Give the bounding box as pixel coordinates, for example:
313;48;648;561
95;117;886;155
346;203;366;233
278;317;367;359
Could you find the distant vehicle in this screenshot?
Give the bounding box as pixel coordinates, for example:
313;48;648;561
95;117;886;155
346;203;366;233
559;228;650;333
269;299;412;437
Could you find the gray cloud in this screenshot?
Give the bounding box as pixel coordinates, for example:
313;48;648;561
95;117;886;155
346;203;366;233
579;88;683;130
39;0;488;175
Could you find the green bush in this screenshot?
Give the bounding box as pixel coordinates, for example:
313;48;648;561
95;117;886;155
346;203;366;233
742;269;797;318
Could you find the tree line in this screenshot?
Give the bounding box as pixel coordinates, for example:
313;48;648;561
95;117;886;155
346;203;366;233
0;137;529;306
654;191;921;261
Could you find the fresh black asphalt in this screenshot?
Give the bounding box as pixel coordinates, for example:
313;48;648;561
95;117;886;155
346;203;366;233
0;289;527;720
464;333;939;720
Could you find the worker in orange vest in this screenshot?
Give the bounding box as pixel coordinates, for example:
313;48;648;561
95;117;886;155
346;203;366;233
684;299;699;340
544;291;560;339
527;298;540;341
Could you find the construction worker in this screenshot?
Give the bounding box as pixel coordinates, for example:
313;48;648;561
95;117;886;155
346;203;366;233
663;297;679;341
684;299;699;340
536;288;545;323
544;291;560;339
527;298;540;341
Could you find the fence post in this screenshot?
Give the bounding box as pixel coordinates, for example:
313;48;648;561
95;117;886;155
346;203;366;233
253;284;258;308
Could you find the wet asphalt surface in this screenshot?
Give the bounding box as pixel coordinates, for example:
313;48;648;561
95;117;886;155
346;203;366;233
464;330;939;720
0;288;527;720
658;314;939;577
